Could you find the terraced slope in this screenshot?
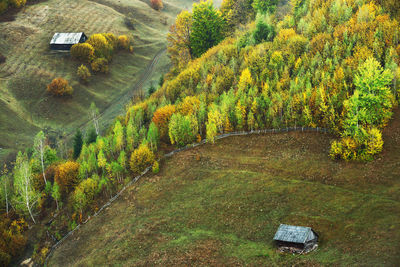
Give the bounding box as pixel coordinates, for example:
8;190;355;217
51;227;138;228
48;110;400;266
0;0;194;162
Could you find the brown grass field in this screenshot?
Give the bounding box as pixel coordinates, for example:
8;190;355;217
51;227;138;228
0;0;197;164
48;109;400;266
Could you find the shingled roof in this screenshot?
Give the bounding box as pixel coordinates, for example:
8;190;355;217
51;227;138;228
50;32;85;45
273;224;317;244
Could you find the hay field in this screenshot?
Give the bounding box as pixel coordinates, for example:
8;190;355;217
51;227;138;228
0;0;194;162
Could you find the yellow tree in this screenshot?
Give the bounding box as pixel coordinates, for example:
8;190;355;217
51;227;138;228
167;10;193;70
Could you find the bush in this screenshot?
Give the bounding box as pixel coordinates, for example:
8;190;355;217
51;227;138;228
129;144;155;174
77;65;91;82
117;35;130;50
0;53;5;64
91;58;109;73
9;0;26;8
70;43;95;63
47;78;73;96
150;0;163;11
0;217;27;266
152;161;159;174
87;34;113;60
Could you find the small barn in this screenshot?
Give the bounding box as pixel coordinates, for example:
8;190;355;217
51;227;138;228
273;224;318;253
50;32;87;50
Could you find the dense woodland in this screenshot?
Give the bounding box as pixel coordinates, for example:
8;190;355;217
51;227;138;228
1;0;400;265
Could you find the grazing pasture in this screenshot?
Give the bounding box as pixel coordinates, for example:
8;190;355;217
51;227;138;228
0;0;195;163
48;110;400;266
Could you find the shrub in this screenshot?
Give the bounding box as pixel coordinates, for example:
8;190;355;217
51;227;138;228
152;161;159;174
70;43;95;63
117;35;130;50
77;65;91;81
150;0;163;11
91;58;109;73
54;161;80;195
129;144;154;174
87;34;113;60
0;53;5;64
47;78;73;96
9;0;26;8
0;217;27;266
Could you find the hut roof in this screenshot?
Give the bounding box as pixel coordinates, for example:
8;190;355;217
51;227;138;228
50;32;85;45
273;224;317;244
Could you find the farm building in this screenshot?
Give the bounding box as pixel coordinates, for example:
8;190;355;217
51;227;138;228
50;32;87;50
273;224;318;253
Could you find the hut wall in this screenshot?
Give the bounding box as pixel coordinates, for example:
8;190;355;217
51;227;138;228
275;241;305;249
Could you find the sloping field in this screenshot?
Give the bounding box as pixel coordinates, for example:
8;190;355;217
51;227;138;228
0;0;194;162
48;111;400;266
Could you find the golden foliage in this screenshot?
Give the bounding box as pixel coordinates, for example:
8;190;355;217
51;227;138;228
54;161;80;195
47;78;73;96
129;144;155;174
152;104;176;139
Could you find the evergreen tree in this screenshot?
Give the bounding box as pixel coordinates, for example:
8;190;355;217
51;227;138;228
73;129;83;159
85;127;98;144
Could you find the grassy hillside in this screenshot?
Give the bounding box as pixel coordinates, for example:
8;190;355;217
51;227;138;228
48;109;400;266
0;0;194;163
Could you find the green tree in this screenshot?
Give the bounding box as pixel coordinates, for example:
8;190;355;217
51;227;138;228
253;14;276;44
51;182;61;211
253;0;278;14
97;149;107;172
343;57;394;140
147;122;159;151
85;127;98;144
190;0;225;58
0;164;11;216
73;129;83;159
168;113;199;147
112;121;125;153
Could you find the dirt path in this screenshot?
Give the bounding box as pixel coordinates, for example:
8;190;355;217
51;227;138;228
64;48;166;139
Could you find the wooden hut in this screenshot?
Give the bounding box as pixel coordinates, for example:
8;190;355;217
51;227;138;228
50;32;87;50
273;224;318;253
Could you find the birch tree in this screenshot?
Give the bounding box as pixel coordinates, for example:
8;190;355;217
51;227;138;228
0;164;11;216
13;152;39;224
34;131;47;184
52;182;61;211
90;102;100;135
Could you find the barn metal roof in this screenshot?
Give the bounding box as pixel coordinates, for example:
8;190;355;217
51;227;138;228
273;224;316;244
50;32;85;45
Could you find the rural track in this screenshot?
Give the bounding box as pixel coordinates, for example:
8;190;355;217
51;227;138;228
64;47;166;139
